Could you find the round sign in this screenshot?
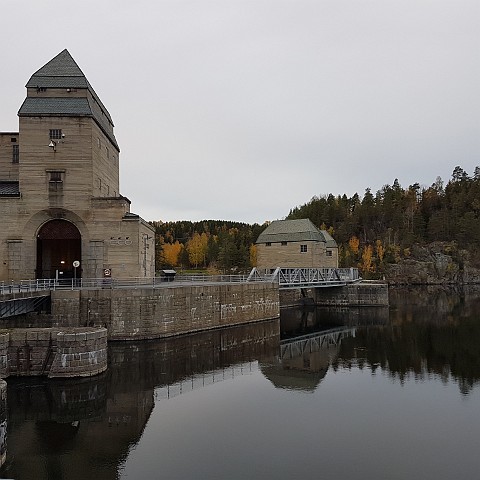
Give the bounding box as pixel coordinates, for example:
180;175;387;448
73;260;80;268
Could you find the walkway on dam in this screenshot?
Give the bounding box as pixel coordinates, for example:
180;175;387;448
1;267;360;295
0;267;360;319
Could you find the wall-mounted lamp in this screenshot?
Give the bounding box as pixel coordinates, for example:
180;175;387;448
48;140;57;151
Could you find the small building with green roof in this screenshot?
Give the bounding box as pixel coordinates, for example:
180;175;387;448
255;219;338;271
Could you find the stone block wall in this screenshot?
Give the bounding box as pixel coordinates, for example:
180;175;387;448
0;379;5;469
106;283;279;340
314;282;389;306
0;327;107;378
50;282;280;340
49;328;108;377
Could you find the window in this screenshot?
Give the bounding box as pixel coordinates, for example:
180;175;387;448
300;244;307;253
281;241;287;246
12;145;19;164
49;171;63;182
266;242;271;247
10;137;17;142
326;250;333;257
49;129;63;140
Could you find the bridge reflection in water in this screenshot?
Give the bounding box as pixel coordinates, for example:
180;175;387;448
0;306;390;480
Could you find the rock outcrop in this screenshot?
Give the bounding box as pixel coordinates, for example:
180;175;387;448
384;242;480;284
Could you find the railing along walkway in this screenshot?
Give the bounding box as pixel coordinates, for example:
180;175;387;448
0;274;267;297
1;267;360;298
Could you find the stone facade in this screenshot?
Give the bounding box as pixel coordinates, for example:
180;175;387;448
0;327;107;378
49;283;280;340
255;219;339;271
0;50;154;281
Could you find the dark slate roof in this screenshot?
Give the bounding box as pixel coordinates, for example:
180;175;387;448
256;219;337;247
20;49;119;151
28;49;85;78
0;181;20;196
27;76;89;89
18;97;92;116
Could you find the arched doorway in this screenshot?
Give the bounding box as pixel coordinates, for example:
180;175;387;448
36;220;81;279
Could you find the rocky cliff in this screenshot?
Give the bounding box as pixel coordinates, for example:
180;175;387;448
384;242;480;284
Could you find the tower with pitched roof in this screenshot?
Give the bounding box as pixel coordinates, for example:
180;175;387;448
0;50;155;281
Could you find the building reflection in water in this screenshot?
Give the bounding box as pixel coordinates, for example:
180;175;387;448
261;305;389;392
1;320;280;479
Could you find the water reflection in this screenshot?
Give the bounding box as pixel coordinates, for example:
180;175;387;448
1;286;480;479
260;303;390;392
336;286;480;395
273;286;480;396
1;320;279;479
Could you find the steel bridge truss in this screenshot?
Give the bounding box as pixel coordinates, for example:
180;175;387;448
280;328;356;361
0;295;51;319
248;267;360;289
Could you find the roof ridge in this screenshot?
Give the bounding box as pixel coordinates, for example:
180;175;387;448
30;49;84;78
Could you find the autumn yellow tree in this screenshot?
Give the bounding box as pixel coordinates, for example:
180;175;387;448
162;241;183;267
375;239;385;264
360;244;375;274
348;235;360;255
249;244;257;267
187;232;208;268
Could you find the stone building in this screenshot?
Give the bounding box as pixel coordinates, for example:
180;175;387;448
255;218;338;271
0;50;155;281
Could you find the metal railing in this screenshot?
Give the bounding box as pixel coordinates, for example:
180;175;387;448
1;268;360;296
0;273;268;295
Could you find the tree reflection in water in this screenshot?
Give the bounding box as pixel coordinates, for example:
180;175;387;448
1;285;480;479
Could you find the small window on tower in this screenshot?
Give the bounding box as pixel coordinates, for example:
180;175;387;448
49;129;63;140
300;245;307;253
12;145;19;164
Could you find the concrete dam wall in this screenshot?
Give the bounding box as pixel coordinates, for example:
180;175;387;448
51;282;280;340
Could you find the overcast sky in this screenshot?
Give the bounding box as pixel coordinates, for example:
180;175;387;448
1;0;479;224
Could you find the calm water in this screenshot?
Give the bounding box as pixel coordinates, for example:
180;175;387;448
2;286;480;480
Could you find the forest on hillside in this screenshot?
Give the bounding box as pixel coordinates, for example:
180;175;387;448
152;166;480;276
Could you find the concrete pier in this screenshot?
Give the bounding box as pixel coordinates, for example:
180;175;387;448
280;281;389;307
